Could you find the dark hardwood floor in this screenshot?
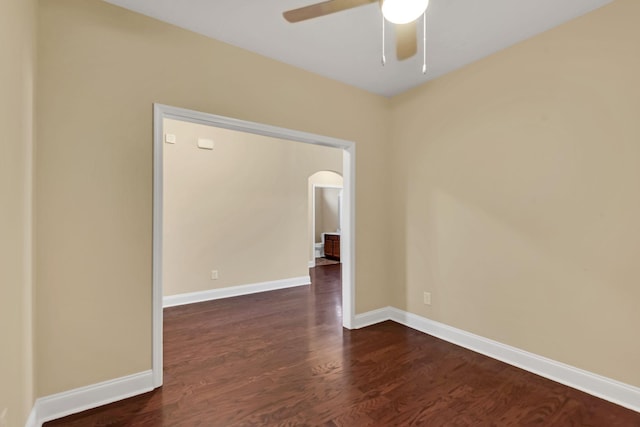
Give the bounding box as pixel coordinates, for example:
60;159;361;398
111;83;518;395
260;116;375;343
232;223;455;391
47;264;640;426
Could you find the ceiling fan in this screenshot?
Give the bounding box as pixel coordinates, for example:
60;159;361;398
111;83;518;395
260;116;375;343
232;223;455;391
283;0;430;61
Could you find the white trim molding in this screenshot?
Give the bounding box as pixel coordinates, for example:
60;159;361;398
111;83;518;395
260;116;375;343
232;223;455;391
354;306;640;413
308;260;316;268
24;409;37;427
30;370;154;426
353;307;391;329
163;276;311;308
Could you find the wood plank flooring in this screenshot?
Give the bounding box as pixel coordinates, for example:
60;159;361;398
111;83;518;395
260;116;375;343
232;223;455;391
47;264;640;426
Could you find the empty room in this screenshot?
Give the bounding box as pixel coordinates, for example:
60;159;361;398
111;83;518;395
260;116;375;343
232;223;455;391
1;0;639;426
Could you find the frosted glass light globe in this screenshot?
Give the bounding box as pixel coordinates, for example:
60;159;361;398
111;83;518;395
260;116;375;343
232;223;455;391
381;0;429;24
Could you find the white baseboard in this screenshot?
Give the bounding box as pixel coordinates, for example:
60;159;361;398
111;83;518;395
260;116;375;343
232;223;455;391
354;306;640;414
30;370;154;426
353;307;390;328
308;260;316;268
163;275;311;308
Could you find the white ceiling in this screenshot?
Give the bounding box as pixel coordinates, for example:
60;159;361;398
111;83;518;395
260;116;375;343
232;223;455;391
103;0;612;97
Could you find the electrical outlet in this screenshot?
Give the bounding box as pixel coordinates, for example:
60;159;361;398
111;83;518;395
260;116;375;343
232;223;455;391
423;292;431;305
211;270;219;280
0;408;8;427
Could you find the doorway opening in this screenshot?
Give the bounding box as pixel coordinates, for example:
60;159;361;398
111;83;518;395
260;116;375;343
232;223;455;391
309;171;343;268
152;104;356;387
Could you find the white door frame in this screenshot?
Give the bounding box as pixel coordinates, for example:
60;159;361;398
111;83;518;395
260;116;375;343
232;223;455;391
311;183;343;266
152;104;356;388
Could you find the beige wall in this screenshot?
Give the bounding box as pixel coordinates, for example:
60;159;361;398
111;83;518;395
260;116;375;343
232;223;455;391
314;188;324;242
163;119;342;296
36;0;391;396
0;0;36;424
390;0;640;387
315;188;341;242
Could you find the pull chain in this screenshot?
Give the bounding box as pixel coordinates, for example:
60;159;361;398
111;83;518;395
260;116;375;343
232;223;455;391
422;12;427;74
381;14;386;66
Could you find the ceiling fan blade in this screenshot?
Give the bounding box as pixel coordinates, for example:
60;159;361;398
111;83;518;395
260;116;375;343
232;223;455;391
396;21;417;60
283;0;377;23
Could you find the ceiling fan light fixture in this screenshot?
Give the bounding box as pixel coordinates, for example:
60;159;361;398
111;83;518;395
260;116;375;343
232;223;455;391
381;0;429;24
